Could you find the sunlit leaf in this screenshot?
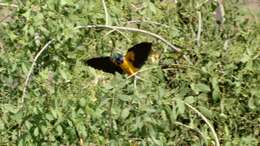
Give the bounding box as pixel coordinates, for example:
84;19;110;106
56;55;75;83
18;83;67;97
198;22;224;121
121;107;130;120
33;127;39;137
184;96;195;104
191;83;211;94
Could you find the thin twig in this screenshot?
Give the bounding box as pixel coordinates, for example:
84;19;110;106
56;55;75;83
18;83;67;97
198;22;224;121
127;66;159;79
125;20;170;28
133;76;137;92
185;103;220;146
74;25;181;52
104;29;131;42
20;40;54;106
101;0;109;25
0;3;18;8
0;14;12;23
196;11;202;47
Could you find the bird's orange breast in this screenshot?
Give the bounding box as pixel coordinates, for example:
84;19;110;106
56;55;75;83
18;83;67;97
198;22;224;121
119;59;138;75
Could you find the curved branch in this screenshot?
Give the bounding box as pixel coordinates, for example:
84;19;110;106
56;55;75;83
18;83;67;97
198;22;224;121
20;40;54;107
101;0;109;25
74;25;181;52
185;103;220;146
0;3;18;8
196;11;202;47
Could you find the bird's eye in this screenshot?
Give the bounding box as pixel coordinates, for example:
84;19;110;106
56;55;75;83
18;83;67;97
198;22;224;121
116;57;124;64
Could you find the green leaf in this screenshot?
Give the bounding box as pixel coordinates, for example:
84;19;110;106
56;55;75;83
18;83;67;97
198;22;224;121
79;97;87;107
118;95;131;102
191;83;211;94
46;113;54;121
33;127;39;137
248;97;256;110
176;99;185;114
158;86;166;98
3;104;18;113
56;125;63;136
164;105;177;124
59;67;72;82
211;77;220;101
184;96;195;104
0;120;5;130
40;125;48;135
121;107;130;120
22;10;31;19
148;2;157;14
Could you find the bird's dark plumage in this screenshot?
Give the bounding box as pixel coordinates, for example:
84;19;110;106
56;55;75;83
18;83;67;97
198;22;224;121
85;42;152;75
85;57;123;74
126;42;152;68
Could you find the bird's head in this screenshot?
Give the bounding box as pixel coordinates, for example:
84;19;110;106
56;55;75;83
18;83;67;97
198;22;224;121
112;53;124;65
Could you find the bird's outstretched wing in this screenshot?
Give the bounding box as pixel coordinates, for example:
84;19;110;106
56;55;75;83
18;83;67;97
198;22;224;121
85;57;123;74
125;42;152;69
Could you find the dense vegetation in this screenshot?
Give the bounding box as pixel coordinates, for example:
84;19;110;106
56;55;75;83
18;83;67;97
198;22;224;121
0;0;259;145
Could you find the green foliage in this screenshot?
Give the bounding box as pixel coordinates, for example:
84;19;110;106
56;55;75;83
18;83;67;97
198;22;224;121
1;0;259;145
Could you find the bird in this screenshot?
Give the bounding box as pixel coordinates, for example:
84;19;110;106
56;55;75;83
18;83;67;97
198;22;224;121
85;42;152;75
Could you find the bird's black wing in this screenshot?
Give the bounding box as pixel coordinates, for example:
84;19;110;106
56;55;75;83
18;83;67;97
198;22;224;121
125;42;152;69
85;57;123;74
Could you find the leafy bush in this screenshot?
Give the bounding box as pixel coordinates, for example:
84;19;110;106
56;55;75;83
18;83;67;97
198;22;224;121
0;0;259;145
